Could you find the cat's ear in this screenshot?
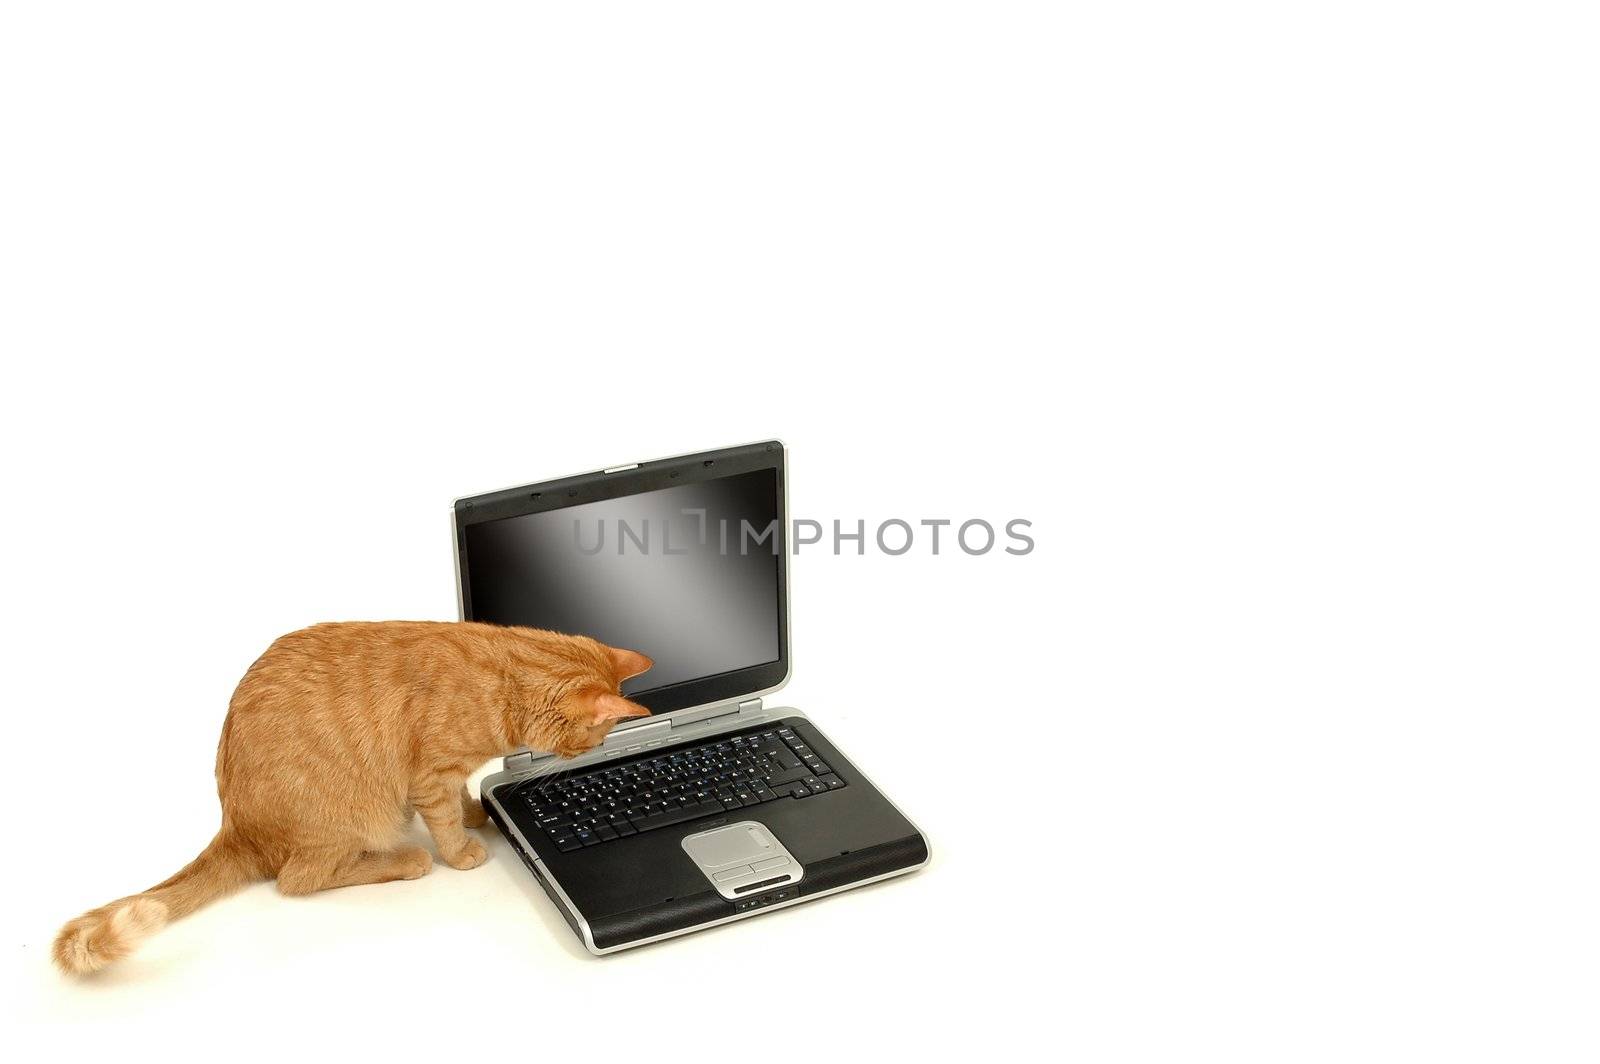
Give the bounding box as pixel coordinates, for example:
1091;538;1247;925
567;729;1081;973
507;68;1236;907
591;692;651;726
607;646;654;682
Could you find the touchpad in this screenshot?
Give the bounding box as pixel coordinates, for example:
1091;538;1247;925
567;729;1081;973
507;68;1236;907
688;823;774;865
682;822;804;900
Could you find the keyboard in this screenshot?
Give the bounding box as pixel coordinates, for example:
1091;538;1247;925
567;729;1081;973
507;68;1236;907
517;724;846;852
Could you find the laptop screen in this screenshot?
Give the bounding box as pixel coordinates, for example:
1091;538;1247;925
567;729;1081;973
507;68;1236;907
460;463;784;706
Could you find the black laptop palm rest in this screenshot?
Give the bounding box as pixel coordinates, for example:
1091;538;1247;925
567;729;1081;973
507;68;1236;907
516;725;845;851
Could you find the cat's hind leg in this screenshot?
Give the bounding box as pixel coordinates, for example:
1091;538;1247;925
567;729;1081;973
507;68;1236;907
276;846;433;895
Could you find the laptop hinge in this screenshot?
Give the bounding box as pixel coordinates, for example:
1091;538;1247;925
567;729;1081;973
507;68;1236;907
738;697;763;715
603;715;672;748
505;748;545;771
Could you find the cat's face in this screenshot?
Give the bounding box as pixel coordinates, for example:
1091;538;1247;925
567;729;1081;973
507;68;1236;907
547;644;653;758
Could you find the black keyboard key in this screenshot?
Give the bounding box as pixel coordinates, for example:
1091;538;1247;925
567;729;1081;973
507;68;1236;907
771;748;804;771
594;824;618;841
818;774;845;789
764;766;809;787
786;784;811;799
635;801;715;834
552;834;580;852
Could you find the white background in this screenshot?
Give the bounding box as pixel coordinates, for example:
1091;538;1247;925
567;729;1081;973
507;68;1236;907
3;3;1596;1061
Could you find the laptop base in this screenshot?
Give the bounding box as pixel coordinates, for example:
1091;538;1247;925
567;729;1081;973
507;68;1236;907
481;709;929;954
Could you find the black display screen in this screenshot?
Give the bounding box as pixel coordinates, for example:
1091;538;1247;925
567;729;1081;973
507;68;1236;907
463;468;782;698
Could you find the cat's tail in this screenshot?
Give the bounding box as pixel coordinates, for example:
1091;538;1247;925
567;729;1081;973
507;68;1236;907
52;830;258;975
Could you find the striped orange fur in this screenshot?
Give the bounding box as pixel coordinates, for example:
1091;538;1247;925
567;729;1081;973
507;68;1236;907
53;621;651;974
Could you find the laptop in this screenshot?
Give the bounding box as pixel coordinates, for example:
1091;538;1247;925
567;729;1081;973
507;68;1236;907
452;441;929;954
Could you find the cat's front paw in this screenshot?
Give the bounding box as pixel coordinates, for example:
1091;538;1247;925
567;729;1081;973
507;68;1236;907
443;839;488;870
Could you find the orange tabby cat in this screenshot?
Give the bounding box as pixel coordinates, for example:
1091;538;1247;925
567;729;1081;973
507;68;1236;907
52;621;652;975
